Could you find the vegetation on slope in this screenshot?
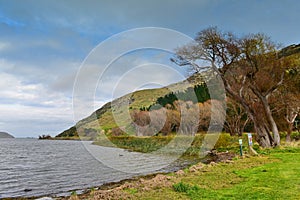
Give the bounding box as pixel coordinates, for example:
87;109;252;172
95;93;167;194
56;74;205;139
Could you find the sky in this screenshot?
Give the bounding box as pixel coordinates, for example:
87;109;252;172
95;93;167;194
0;0;299;138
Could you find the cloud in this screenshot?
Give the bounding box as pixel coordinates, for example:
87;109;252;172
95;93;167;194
0;66;75;137
0;103;74;137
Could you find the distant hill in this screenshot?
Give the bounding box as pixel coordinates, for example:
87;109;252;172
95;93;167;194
278;44;300;58
0;132;14;138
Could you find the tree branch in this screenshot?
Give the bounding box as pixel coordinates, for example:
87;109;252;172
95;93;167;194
265;72;285;98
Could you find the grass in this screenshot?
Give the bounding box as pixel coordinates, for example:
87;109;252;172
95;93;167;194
93;135;175;153
130;148;300;200
93;133;255;156
90;132;300;199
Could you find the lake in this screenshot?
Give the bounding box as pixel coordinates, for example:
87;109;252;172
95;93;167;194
0;138;198;198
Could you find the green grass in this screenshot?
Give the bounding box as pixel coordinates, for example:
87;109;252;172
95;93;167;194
93;135;175;153
181;152;300;200
130;148;300;200
93;133;253;156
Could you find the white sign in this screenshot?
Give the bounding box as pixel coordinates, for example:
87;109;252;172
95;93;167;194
248;133;253;146
239;139;243;145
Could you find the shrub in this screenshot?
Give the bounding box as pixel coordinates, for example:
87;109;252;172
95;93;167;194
173;182;200;193
173;182;191;193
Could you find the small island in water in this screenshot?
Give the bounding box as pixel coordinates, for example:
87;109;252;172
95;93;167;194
0;131;14;138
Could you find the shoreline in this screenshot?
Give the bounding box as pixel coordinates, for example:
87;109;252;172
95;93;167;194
61;151;236;200
3;151;235;200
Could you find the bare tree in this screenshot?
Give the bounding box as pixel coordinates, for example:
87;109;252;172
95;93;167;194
172;27;295;147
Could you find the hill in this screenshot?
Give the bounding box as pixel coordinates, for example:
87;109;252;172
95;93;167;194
56;73;206;139
0;132;14;138
278;44;300;57
56;44;300;140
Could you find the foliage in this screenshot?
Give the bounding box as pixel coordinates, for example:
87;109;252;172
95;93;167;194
56;126;78;138
224;98;250;136
173;182;200;193
279;131;300;141
155;84;210;108
38;134;52;139
94;133;246;156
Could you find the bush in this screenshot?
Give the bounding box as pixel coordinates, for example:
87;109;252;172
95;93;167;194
279;131;300;141
291;131;300;140
173;182;200;193
38;134;52;139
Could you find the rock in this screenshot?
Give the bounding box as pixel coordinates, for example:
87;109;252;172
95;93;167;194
189;164;203;172
24;189;32;192
210;161;217;166
139;178;145;183
194;163;204;170
153;174;167;183
142;186;150;191
189;167;197;173
175;170;185;176
225;159;234;163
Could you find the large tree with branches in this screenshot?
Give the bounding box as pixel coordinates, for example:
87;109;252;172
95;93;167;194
172;27;295;147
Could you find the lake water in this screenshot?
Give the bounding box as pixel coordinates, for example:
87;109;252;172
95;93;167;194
0;138;198;198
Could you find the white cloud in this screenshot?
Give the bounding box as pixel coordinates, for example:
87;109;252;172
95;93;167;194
0;103;74;137
0;70;75;137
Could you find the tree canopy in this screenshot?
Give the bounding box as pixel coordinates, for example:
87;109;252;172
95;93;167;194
173;27;299;147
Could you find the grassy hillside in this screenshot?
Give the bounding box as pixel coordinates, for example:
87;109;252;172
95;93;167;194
56;74;204;139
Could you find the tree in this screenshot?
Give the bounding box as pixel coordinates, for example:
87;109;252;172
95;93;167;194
172;27;295;147
274;64;300;142
283;94;300;142
131;110;151;136
224;97;249;136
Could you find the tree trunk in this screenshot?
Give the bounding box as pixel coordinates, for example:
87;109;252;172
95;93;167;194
286;122;293;143
285;111;298;143
222;77;275;148
260;96;281;146
252;117;274;147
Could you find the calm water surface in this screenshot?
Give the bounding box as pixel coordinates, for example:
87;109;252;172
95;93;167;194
0;138;197;198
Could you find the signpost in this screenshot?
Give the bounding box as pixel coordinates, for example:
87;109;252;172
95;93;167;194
247;133;258;155
247;133;253;146
239;139;243;156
